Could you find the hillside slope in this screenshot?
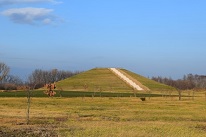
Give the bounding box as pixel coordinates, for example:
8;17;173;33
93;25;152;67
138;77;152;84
56;68;176;92
57;68;132;92
120;69;176;91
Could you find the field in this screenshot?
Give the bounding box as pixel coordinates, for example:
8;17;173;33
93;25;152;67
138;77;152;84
0;90;170;98
0;91;206;137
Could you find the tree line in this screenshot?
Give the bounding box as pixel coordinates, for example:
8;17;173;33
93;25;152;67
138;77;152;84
151;74;206;90
1;62;206;91
28;69;81;89
0;62;81;90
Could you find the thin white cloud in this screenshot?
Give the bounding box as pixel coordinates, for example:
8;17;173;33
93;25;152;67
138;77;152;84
0;0;62;6
1;7;59;25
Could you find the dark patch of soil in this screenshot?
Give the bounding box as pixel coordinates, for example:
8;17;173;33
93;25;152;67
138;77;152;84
195;125;206;131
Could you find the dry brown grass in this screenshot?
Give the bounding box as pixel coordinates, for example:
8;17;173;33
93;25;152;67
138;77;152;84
0;93;206;136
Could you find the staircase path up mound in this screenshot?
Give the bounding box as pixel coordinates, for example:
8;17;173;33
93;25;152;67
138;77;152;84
109;68;144;91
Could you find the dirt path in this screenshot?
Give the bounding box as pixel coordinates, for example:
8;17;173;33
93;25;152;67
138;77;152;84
109;68;143;91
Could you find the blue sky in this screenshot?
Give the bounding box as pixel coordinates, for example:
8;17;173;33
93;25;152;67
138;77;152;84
0;0;206;80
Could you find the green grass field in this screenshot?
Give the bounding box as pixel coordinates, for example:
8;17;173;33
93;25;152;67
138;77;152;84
0;91;205;137
0;90;174;98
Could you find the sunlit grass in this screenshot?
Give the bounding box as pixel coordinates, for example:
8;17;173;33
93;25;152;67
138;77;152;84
56;68;132;92
0;91;205;136
121;69;176;91
56;68;176;92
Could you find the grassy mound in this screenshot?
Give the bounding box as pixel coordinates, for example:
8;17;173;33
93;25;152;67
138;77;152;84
57;68;132;92
56;68;176;92
120;69;176;91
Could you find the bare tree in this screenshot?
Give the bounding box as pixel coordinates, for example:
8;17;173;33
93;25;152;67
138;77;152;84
0;62;9;81
177;89;182;101
28;69;81;89
26;83;37;125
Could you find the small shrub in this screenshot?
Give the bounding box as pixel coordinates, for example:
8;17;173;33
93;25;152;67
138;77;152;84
140;97;146;101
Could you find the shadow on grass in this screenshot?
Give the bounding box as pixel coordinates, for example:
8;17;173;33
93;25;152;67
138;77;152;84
0;90;182;98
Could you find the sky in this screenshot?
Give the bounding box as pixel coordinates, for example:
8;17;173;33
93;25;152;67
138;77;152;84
0;0;206;80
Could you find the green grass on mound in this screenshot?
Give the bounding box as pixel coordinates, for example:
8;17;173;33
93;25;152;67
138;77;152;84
121;69;176;91
57;68;132;92
56;68;176;92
